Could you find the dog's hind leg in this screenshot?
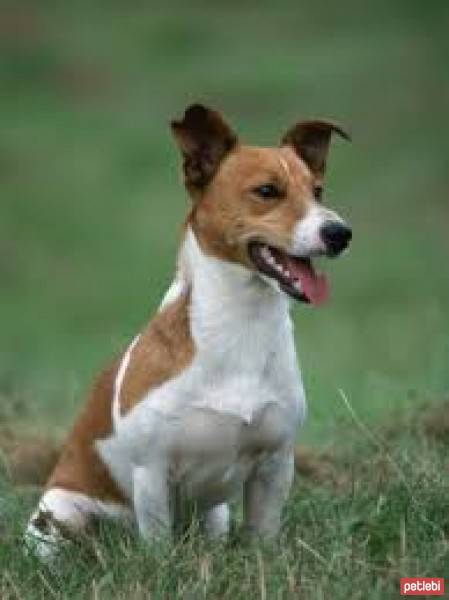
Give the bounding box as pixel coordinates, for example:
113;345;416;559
25;487;132;561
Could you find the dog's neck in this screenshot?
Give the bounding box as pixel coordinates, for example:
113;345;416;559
161;227;290;357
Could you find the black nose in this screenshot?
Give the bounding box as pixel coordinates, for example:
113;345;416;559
320;221;352;256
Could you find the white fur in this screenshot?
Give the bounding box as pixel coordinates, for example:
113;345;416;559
159;241;190;310
292;204;345;257
96;227;305;538
158;277;184;310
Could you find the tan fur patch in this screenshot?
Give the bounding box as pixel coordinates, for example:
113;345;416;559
47;359;127;504
46;291;193;503
119;290;194;416
190;145;313;266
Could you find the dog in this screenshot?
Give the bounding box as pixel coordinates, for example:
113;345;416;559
25;104;351;559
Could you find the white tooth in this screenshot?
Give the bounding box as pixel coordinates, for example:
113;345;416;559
284;269;290;277
261;246;271;260
294;281;301;290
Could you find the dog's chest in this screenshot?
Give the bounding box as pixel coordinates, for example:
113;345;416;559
99;361;297;504
97;264;305;503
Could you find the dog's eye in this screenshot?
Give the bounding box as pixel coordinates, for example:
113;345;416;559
253;184;282;200
313;185;323;201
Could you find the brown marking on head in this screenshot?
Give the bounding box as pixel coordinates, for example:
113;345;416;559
171;105;349;271
47;359;128;505
120;290;194;416
189;145;315;267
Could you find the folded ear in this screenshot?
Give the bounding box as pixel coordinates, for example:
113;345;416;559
171;104;238;190
281;120;350;176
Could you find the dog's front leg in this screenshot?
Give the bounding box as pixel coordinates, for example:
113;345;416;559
133;462;171;541
243;448;294;539
204;503;230;539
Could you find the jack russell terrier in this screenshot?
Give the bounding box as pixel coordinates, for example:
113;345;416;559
26;104;351;559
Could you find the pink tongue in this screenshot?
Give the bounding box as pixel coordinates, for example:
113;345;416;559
287;257;329;305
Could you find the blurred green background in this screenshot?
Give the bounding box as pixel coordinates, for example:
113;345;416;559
1;0;448;443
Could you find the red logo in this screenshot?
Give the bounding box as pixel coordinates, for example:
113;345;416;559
400;578;444;596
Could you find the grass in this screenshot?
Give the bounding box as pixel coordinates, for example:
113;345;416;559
1;400;449;598
1;0;449;597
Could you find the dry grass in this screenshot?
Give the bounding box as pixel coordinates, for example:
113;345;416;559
0;428;59;487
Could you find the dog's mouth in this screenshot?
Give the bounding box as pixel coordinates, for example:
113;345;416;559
248;242;328;305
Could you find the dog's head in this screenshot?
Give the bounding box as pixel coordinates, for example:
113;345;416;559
171;104;351;305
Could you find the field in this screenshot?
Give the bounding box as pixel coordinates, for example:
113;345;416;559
1;0;449;597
